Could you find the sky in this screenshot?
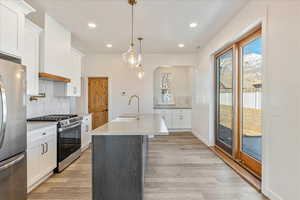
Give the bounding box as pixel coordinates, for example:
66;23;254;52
244;38;262;55
219;37;262;60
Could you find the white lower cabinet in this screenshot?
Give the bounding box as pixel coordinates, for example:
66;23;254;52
27;125;57;193
81;114;92;151
155;109;192;130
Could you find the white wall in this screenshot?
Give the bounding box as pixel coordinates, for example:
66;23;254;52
153;66;192;106
83;54;197;120
193;0;300;199
27;80;72;118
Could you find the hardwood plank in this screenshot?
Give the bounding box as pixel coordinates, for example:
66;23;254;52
28;133;267;200
210;146;262;191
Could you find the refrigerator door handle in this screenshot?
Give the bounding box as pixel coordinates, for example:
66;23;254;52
0;153;24;172
0;78;7;149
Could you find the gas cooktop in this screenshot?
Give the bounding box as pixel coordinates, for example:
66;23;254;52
27;114;79;122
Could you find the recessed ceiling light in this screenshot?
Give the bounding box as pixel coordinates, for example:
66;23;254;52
88;23;97;28
189;22;198;28
178;43;185;48
106;44;113;48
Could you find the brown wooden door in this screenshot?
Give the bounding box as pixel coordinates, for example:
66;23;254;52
88;77;108;129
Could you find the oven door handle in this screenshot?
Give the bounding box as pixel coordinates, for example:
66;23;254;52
59;122;81;132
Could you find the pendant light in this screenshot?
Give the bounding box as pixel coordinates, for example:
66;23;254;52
122;0;138;68
136;37;145;79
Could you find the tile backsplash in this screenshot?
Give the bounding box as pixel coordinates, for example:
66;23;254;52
27;80;75;118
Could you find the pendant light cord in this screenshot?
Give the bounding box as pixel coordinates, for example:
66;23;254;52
131;4;134;46
139;39;142;55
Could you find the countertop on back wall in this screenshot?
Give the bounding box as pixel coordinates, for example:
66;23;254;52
153;105;192;109
76;113;92;118
27;121;58;132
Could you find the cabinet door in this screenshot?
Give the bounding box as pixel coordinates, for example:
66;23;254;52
0;3;23;57
27;141;43;188
23;20;41;95
67;48;82;96
184;110;192;129
172;109;192;129
41;135;57;175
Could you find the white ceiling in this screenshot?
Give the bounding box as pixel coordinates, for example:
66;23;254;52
25;0;249;54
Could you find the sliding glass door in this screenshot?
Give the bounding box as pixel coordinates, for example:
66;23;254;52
239;30;262;176
215;49;234;155
215;28;262;177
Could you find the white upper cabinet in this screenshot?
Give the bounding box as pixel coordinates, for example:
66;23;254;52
23;19;42;95
67;48;83;96
53;47;83;97
0;0;35;58
40;14;72;78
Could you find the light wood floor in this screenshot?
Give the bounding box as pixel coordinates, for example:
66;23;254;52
28;133;266;200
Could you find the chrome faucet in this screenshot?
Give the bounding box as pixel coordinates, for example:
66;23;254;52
128;95;140;114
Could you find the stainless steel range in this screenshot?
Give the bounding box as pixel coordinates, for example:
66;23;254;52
28;114;82;172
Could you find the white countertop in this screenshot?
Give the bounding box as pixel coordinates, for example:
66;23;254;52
90;114;169;136
27;122;58;132
153;105;192;109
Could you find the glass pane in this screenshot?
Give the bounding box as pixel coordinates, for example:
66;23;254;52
217;50;233;148
241;37;262;162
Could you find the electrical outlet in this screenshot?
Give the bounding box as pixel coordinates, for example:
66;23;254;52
121;91;127;96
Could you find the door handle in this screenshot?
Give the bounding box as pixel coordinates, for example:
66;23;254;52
0;154;24;172
45;142;48;153
0;78;7;149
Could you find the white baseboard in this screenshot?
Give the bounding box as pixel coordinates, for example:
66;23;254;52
263;188;283;200
191;129;210;146
168;129;192;133
81;143;91;152
27;171;53;194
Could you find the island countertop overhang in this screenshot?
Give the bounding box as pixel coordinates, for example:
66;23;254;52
90;113;169;136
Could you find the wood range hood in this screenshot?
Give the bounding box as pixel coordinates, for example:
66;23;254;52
39;72;71;83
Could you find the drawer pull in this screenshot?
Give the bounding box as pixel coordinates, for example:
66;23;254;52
41;144;45;155
45;142;48;153
42;132;46;136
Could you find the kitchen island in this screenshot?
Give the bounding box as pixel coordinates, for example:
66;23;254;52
90;114;169;200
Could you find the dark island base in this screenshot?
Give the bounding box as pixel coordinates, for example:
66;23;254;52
92;135;148;200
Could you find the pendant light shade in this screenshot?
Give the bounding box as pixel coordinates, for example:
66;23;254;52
123;44;138;68
136;37;145;79
136;67;145;80
123;0;138;68
136;37;143;67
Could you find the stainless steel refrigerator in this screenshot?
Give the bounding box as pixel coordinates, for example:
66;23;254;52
0;57;27;200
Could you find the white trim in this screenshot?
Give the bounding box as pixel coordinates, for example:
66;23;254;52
0;0;35;15
192;129;210;146
169;129;192;133
260;5;269;200
211;19;263;56
25;18;43;33
263;188;283;200
27;171;53;194
81;143;90;152
71;47;85;57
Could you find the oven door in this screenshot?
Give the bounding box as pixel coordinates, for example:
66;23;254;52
58;122;81;163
